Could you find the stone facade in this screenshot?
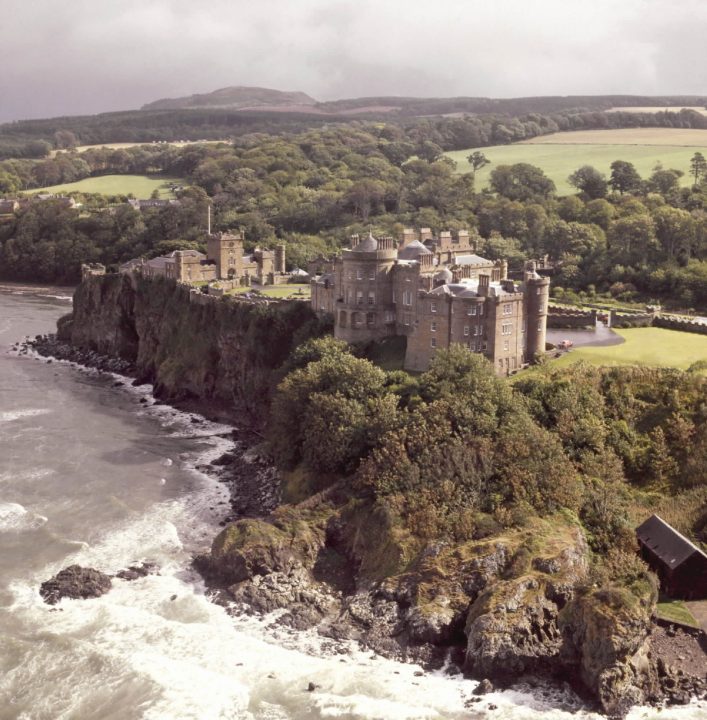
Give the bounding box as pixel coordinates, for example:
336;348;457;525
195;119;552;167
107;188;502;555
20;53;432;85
311;229;549;375
120;232;288;286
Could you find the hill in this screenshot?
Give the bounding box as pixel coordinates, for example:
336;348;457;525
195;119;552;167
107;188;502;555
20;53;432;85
142;86;318;111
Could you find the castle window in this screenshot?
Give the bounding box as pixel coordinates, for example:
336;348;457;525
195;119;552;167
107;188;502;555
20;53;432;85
482;341;488;351
368;292;375;305
369;269;375;280
538;303;544;313
538;322;543;331
430;321;437;332
502;323;512;335
356;269;363;280
403;290;412;306
404;313;411;326
479;305;484;316
366;312;376;327
503;303;512;315
430;338;437;348
356;290;363;305
384;311;394;323
229;257;235;266
503;340;509;352
474;326;479;336
468;305;476;316
464;326;469;336
430;302;437;313
537;288;543;295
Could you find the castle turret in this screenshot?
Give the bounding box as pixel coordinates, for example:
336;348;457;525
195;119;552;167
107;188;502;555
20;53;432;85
523;261;550;361
274;244;286;274
207;231;244;280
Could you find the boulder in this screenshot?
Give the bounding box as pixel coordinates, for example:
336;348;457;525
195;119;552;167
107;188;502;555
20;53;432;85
40;565;112;605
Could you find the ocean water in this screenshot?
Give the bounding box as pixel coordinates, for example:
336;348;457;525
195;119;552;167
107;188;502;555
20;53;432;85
0;284;703;720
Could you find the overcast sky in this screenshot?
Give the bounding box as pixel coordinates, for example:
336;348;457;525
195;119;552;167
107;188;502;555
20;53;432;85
2;0;706;123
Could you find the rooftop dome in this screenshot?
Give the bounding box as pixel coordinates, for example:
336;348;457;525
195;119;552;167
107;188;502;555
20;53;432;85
433;267;453;284
353;231;378;252
398;239;433;260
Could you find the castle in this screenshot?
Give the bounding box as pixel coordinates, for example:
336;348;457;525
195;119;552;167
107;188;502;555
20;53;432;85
119;231;287;285
311;228;549;375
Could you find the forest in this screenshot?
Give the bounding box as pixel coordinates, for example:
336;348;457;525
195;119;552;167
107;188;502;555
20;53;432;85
2;111;707;311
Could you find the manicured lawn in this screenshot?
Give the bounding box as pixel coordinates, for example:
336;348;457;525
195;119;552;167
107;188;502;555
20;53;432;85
28;174;184;198
228;284;310;299
656;597;700;628
446;128;707;195
551;327;707;370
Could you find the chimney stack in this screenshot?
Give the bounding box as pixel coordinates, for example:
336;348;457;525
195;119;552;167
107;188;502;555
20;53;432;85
400;228;417;248
478;273;490;296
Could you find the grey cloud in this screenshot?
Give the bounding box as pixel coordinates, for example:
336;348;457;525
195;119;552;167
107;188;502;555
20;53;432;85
0;0;705;122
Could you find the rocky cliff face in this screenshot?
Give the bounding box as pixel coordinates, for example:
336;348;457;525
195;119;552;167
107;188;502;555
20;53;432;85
60;274;325;422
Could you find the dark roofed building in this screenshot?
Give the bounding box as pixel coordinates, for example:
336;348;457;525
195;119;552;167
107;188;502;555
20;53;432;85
636;514;707;600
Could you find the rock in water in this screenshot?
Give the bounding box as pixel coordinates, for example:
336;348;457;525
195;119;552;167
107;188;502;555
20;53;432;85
40;565;112;605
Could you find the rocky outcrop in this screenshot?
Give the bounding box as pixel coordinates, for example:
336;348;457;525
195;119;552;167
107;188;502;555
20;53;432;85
40;565;112;605
61;274;326;424
560;585;659;717
464;527;589;680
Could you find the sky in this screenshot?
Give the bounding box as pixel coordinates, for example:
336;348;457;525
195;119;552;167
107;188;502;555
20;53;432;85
2;0;707;123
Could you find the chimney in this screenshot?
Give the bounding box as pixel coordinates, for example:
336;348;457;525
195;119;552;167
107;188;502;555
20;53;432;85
400;228;417;247
420;227;433;243
478;274;490;296
457;229;470;246
492;266;501;282
350;234;360;249
452;268;462;283
420;253;433;268
439;230;452;249
379;235;394;250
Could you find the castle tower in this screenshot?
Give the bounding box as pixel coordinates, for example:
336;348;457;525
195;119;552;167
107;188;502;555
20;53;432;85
274;244;286;274
523;261;550;361
335;231;397;343
207;231;244;280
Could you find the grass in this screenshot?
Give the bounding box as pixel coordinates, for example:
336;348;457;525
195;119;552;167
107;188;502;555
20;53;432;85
446;128;707;195
28;174;184;198
551;327;707;370
656;597;700;627
227;284;310;299
606;106;707;116
50;140;228;157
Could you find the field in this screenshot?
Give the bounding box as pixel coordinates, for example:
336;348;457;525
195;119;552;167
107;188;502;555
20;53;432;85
50;140;228;157
606;106;707;116
446;128;707;195
28;174;184;198
227;284;310;299
551;327;707;370
656;598;700;628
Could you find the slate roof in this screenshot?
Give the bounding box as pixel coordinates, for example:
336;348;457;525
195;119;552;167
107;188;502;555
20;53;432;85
454;253;492;266
398;239;433;260
636;514;707;569
353;231;378;252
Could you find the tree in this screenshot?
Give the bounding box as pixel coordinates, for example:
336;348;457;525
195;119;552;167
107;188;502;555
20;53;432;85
489;163;555;202
647;164;683;196
466;151;490;176
609;160;642;195
690;151;707;187
568;165;607;199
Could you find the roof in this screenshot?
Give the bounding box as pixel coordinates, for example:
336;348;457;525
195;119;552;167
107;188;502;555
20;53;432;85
398;239;433;260
454;253;492;266
353;231;378;252
636;514;707;569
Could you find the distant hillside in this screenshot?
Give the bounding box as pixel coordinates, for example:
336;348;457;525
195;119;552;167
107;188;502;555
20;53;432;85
142;86;318;111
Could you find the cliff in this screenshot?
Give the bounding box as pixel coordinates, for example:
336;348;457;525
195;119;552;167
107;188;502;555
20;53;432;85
59;273;326;423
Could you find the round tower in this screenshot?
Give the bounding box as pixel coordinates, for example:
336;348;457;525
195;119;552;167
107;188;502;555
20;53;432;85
524;261;550;361
336;232;397;343
274;244;286;274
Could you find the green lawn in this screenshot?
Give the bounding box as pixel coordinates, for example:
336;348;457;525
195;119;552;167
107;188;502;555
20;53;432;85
228;284;310;299
446;130;707;195
656;597;700;628
551;327;707;370
28;174;184;198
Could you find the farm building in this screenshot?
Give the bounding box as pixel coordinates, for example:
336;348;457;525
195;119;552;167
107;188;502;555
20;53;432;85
636;514;707;600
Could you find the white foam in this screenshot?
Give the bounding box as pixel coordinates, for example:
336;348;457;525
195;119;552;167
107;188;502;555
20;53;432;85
0;408;51;423
0;502;48;532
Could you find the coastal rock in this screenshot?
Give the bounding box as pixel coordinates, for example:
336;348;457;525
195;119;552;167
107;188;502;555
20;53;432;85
40;565;112;605
115;561;159;581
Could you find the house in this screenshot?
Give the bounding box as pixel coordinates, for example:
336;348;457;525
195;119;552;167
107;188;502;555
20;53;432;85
636;514;707;600
0;199;19;217
310;228;549;376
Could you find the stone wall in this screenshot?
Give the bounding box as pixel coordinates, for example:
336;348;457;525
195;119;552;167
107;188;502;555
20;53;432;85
547;307;596;328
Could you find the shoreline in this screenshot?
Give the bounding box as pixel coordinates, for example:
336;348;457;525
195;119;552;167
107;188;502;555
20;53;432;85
15;333;707;719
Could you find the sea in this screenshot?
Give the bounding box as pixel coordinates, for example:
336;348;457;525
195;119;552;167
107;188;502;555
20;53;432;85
0;284;703;720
